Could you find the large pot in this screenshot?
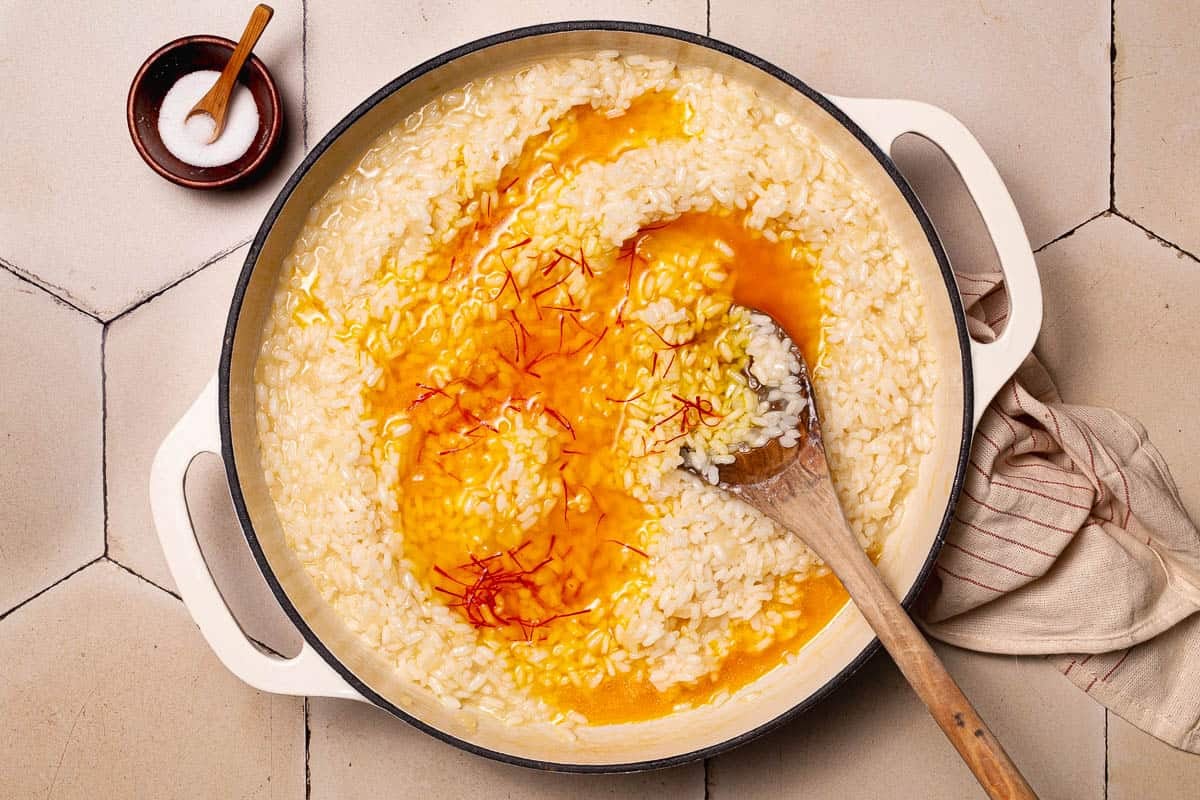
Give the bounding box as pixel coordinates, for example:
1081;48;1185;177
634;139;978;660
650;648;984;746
150;22;1042;772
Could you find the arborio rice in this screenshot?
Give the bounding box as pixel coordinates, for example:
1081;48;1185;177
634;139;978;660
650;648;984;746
254;52;936;728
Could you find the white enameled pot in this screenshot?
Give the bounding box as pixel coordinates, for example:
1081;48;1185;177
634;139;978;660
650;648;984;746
150;22;1041;771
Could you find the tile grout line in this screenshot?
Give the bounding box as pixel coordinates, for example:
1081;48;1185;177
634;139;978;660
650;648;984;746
0;557;104;624
705;0;711;36
2;232;248;326
106;557;181;601
1033;206;1200;267
1113;210;1200;265
105;237;253;324
1032;210;1108;254
0;257;103;323
301;0;309;151
249;635;287;659
101;325;110;559
703;757;711;799
305;697;313;800
103;555;291;659
1104;711;1110;800
1109;0;1117;211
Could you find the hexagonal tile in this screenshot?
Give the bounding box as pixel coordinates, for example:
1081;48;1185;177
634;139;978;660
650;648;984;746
104;246;301;655
708;645;1104;799
104;248;238;588
1115;3;1200;256
305;0;708;139
0;1;303;320
307;698;705;799
710;0;1111;249
0;269;102;615
1034;214;1200;516
1108;710;1200;800
0;561;304;798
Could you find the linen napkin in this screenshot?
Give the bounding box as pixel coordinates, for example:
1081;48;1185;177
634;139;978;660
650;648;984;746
916;268;1200;753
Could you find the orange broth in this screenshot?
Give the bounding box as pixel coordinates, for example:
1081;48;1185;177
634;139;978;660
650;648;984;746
358;91;849;722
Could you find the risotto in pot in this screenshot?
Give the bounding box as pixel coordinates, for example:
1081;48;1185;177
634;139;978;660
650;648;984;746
254;52;936;728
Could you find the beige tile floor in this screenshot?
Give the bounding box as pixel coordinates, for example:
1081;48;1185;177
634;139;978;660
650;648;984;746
2;1;1197;797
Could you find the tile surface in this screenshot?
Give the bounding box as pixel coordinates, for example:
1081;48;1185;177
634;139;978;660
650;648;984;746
1108;711;1200;800
1115;2;1200;256
0;561;304;799
104;246;301;654
305;0;708;138
307;698;704;799
3;3;1200;798
711;0;1111;250
709;645;1104;799
0;271;102;615
1035;214;1200;517
0;1;304;319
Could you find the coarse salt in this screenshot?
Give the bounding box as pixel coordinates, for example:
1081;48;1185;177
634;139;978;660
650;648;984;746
157;70;259;168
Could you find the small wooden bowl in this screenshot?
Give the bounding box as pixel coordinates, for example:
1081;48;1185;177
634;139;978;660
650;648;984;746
127;35;282;189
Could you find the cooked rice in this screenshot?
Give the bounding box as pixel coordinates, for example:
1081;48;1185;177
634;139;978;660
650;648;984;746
254;52;936;729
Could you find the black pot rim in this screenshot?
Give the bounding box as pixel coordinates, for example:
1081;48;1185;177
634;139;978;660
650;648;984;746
219;20;972;774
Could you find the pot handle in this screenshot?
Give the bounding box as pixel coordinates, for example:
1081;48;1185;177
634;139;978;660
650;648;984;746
829;96;1043;428
150;375;362;701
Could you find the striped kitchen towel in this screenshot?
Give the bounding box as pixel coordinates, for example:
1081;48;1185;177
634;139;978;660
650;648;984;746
918;268;1200;753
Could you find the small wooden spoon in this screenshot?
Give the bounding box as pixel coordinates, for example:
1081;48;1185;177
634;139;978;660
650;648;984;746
705;318;1038;800
186;4;274;143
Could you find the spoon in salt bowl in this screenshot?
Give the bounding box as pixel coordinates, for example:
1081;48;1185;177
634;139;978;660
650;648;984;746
186;4;274;143
700;314;1038;800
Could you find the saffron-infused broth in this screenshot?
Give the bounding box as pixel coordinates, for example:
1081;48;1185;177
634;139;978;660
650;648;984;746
255;52;936;729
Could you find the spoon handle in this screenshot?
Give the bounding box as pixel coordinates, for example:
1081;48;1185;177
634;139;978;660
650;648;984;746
204;4;274;140
740;470;1037;800
818;525;1037;799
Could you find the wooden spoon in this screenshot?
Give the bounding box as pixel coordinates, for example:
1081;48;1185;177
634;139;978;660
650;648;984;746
186;4;274;143
705;316;1038;800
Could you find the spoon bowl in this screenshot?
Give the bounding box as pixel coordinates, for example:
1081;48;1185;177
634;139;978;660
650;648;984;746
713;332;819;488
